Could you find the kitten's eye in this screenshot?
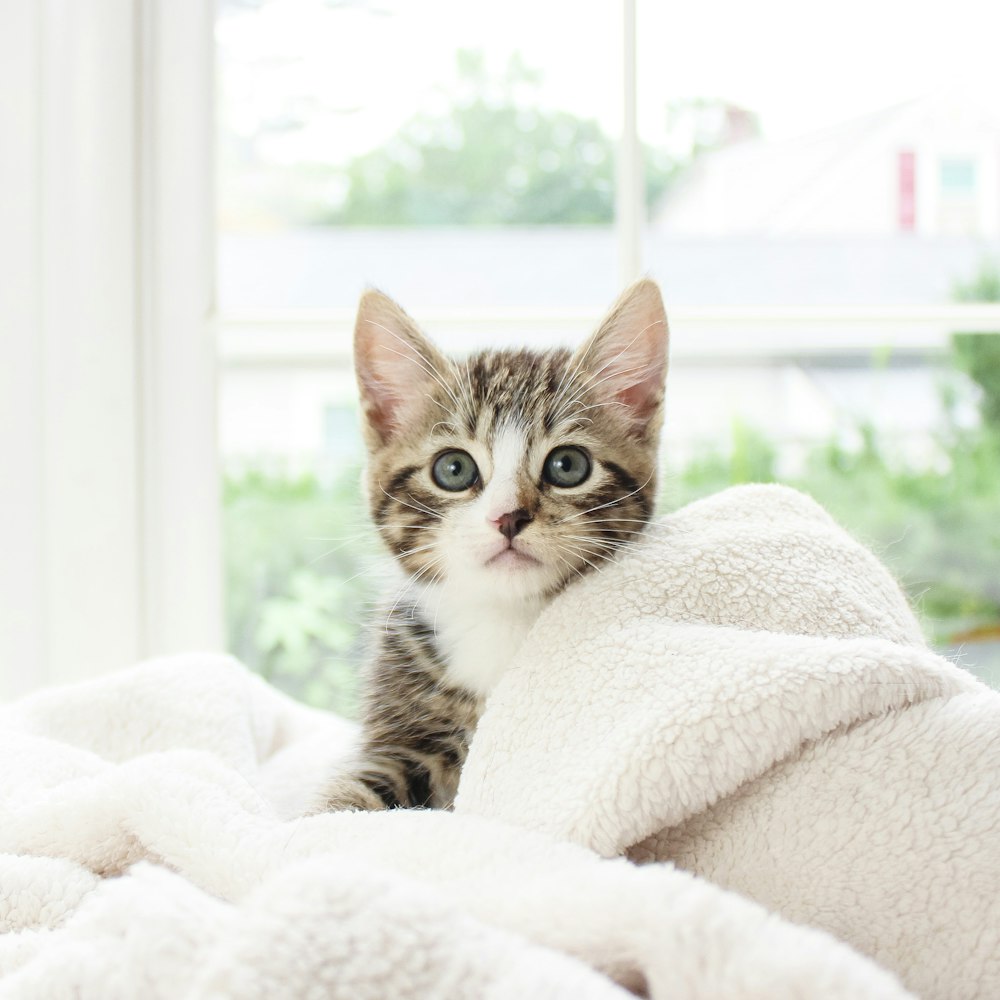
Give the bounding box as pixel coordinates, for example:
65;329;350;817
431;450;479;491
543;446;591;488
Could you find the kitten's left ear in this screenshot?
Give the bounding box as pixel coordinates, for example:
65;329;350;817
573;278;669;433
353;288;452;447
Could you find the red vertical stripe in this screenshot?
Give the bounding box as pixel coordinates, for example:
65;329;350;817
898;150;916;231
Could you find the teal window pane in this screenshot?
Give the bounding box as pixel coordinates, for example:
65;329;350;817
940;158;976;194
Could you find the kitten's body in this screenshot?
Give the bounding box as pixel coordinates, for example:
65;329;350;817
324;283;668;811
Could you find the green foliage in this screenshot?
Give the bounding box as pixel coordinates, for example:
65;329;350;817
255;569;359;715
793;426;1000;648
223;467;378;714
953;257;1000;303
952;333;1000;429
661;417;777;506
333;106;613;225
330;51;674;226
660;396;1000;689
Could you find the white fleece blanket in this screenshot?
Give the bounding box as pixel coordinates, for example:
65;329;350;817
457;484;1000;1000
0;654;910;998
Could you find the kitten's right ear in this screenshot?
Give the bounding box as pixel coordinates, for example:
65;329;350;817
353;289;450;447
571;278;669;435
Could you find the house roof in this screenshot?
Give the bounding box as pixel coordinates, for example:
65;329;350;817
220;227;1000;310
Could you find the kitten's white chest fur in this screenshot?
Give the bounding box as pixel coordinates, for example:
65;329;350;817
418;584;546;697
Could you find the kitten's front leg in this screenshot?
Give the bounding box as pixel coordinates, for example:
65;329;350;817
321;764;389;812
321;614;478;812
321;745;459;812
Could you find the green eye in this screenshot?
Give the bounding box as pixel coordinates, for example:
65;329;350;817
432;450;479;492
543;446;591;488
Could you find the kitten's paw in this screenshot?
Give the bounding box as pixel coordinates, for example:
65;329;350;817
317;774;387;813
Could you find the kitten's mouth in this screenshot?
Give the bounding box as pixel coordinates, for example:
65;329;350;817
485;544;542;570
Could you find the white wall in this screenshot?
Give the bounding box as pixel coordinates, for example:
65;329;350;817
0;0;47;697
0;0;221;700
656;95;1000;238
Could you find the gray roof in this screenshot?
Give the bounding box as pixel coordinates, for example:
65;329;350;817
220;228;1000;311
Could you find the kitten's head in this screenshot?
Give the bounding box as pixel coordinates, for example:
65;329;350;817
354;279;668;602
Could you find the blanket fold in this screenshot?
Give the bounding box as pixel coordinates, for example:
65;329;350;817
457;484;1000;999
1;653;910;999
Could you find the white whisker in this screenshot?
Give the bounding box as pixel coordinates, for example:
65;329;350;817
559;472;655;522
376;480;442;520
397;541;440;558
384;556;444;633
559;542;603;576
563;517;656;526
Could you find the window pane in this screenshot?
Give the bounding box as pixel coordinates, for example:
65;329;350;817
637;0;1000;686
217;0;621;312
217;1;1000;711
941;158;976;195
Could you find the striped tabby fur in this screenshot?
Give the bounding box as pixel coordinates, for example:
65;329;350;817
323;279;669;811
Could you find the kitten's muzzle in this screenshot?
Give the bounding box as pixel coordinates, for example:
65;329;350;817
494;509;532;540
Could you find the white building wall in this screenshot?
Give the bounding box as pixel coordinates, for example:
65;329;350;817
657;95;1000;239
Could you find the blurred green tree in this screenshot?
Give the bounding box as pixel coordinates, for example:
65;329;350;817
951;256;1000;430
330;50;674;225
953;257;1000;304
953;333;1000;429
223;468;379;714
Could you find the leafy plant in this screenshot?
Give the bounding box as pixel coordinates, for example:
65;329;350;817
953;257;1000;303
952;333;1000;429
255;569;359;715
223;466;379;714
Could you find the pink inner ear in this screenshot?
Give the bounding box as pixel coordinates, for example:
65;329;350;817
616;359;665;423
577;281;668;430
359;369;405;440
354;294;446;443
355;330;405;439
588;316;667;427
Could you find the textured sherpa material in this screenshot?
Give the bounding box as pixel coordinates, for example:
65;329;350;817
0;654;910;999
457;484;1000;1000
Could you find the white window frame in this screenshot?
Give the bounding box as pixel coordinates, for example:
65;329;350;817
617;0;643;286
0;0;220;698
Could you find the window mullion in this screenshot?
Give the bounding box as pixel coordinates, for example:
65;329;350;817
616;0;643;286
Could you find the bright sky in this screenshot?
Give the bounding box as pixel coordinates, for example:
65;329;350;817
638;0;1000;139
218;0;1000;159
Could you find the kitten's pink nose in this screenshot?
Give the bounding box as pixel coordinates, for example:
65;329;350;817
494;509;532;540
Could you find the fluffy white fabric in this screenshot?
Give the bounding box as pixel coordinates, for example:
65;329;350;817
0;652;909;999
458;484;1000;1000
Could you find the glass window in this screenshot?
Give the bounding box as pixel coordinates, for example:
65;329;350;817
218;1;1000;706
940;158;977;196
217;0;621;313
635;0;1000;686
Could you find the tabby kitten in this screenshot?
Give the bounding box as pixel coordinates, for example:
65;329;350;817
324;279;668;811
